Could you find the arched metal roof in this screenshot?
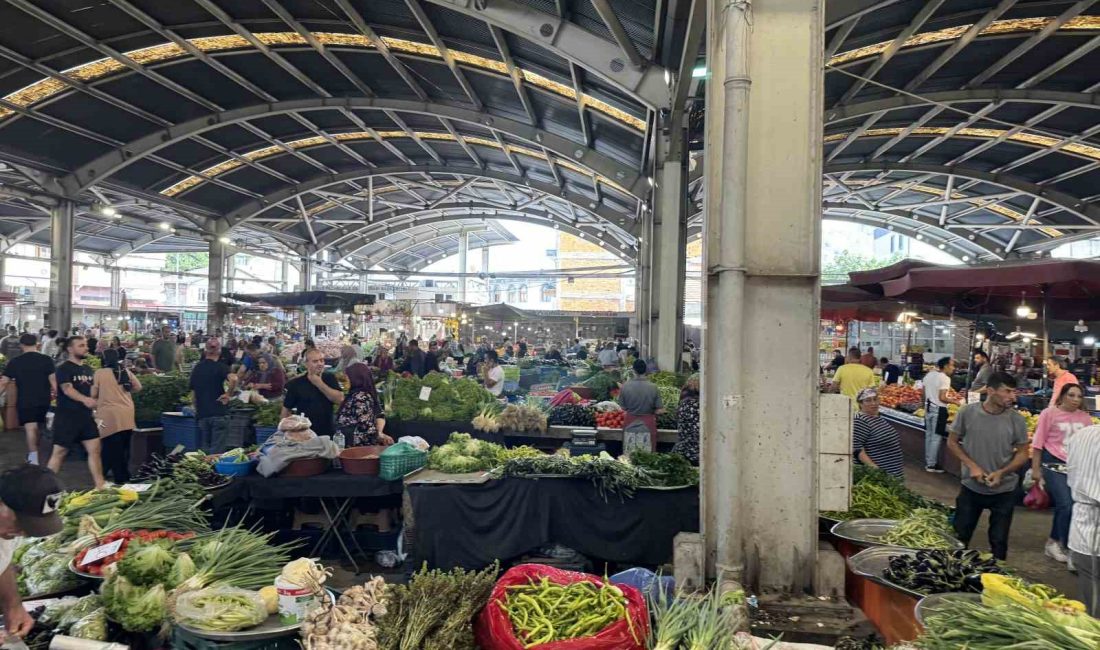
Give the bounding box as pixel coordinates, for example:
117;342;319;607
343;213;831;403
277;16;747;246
820;0;1100;259
0;0;695;267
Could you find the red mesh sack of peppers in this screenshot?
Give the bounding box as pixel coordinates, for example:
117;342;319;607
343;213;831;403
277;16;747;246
475;563;649;650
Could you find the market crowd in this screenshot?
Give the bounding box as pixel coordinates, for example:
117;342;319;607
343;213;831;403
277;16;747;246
826;343;1100;614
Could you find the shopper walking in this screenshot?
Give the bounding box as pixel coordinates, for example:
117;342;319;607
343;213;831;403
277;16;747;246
1066;422;1100;615
0;326;22;361
47;337;105;489
671;375;700;465
852;388;904;479
92;349;142;484
39;330;58;358
830;348;875;409
335;362;392;447
1045;356;1078;398
151;327;177;373
282;348;344;437
0;334;57;465
970;350;993;394
189;339;238;453
923;356;963;473
1032;382;1093;567
597;342;619;368
947;372;1030;560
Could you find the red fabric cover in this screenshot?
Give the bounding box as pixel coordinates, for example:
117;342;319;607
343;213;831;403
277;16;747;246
475;563;649;650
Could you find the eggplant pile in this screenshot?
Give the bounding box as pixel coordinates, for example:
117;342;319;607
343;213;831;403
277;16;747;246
132;451;187;481
547;404;595;427
883;549;1004;595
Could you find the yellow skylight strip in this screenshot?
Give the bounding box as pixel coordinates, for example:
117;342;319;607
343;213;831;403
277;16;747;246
824;126;1100;162
0;32;645;131
160;130;628;197
830;16;1100;66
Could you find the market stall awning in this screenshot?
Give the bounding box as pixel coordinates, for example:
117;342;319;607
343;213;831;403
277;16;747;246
847;260;941;294
223;291;375;309
879;259;1100;321
820;285;907;322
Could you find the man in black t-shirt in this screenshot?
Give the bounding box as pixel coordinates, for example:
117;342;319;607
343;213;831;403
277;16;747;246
47;336;105;489
189;339;238;452
282;348;344;437
0;334;57;465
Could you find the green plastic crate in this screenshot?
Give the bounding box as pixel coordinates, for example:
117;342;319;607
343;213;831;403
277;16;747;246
380;442;427;481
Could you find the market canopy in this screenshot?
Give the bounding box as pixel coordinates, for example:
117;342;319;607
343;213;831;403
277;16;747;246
223;291;375;310
879;259;1100;321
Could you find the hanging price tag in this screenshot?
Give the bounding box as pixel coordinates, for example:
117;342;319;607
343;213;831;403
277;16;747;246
120;483;152;492
80;538;124;567
967;391;981;404
419;386;432;401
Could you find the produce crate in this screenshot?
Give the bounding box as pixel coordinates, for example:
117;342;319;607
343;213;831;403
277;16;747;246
171;627;301;650
227;410;255;448
161;413;200;451
255;425;278;446
380;443;427;481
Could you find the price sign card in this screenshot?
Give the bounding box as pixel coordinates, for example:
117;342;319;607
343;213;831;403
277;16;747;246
419;386;432;401
120;483;152;492
80;538;124;566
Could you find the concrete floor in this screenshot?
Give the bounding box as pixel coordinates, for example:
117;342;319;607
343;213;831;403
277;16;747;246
4;429;1079;596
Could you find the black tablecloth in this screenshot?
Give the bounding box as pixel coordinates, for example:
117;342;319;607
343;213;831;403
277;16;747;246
206;471;404;503
408;477;699;570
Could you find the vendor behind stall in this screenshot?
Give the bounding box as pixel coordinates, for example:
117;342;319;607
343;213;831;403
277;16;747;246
335;362;393;446
0;465;64;638
282;348;344;437
482;350;505;397
620;359;665;453
190;338;239;452
243;354;286;399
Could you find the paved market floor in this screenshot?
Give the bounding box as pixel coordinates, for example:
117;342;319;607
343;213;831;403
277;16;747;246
1;429;1079;595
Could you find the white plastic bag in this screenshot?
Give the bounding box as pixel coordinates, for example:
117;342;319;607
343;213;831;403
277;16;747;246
397;436;429;451
173;587;268;632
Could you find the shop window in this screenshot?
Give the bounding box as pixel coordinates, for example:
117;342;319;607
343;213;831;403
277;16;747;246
541;284;555;303
518;285;528;302
197;288;207;302
507;285;518;302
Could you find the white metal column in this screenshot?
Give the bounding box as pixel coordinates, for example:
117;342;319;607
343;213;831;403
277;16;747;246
458;231;469;303
48;200;75;334
701;0;823;592
652;133;687;372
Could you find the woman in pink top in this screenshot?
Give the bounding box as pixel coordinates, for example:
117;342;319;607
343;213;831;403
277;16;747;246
1031;383;1094;566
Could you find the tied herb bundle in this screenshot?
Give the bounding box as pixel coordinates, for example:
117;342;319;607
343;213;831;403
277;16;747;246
376;562;498;650
628;451;699;487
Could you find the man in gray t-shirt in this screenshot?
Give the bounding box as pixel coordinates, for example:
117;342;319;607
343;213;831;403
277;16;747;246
947;371;1030;560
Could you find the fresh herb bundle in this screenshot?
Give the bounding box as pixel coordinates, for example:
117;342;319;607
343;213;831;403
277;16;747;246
376;562;498;650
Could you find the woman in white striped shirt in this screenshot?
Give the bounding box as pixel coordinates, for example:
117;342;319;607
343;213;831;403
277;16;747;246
1066;423;1100;615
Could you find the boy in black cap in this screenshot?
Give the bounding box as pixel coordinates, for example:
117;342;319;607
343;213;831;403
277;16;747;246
0;465;64;637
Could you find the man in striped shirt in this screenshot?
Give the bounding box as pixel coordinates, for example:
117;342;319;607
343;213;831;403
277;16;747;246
1067;423;1100;615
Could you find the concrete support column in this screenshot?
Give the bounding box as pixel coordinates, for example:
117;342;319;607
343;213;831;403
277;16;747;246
633;235;650;349
281;258;290;293
224;253;236;294
651;134;688;371
701;0;823;592
300;256;314;333
458;231;469;303
206;239;226;334
481;247;490;303
358;270;369;294
0;253;6;292
48;200;75;334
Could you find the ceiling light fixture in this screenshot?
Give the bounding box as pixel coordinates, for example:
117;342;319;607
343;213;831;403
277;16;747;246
101;206;117;217
1074;319;1089;333
1015;293;1032;318
1084;336;1097;347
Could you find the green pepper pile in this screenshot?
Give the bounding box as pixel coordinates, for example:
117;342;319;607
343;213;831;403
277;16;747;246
502;577;633;647
823;465;951;521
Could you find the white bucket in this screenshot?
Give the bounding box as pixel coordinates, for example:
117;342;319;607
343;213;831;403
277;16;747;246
274;575;322;625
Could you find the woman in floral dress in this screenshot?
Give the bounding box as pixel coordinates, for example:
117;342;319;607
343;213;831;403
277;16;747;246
335;362;393;446
671;375;700;465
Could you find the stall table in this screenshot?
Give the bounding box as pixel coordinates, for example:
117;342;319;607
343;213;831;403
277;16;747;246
406;476;699;570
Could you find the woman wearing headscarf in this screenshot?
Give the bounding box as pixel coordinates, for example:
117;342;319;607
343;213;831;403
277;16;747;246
334;362;393;447
243;354;286;399
92;348;142;483
671;374;700;465
334;344;361;374
373;344;395;376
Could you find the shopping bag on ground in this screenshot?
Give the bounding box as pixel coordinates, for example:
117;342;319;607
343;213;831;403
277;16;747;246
475;563;648;650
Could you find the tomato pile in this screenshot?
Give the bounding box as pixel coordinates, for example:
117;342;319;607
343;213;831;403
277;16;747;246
877;384;923;408
594;410;625;428
73;529;194;575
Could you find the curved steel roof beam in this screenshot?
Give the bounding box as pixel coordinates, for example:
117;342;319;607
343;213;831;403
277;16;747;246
60;98;645;197
336;210;635;266
825;162;1100;229
822;203;1002;258
825;89;1100;124
421;0;669;109
220;167;637;236
821;209;979;261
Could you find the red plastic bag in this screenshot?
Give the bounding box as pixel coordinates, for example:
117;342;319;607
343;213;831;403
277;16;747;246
475;564;649;650
1024;483;1050;510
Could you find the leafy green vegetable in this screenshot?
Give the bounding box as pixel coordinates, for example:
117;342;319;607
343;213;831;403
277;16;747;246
427;433;503;474
168;552;196;588
133;373;190;423
628;450;699;487
102;574;168;632
57;595;103;629
118;541;175;585
253;399;283;426
69;608;108;640
385;373;494;422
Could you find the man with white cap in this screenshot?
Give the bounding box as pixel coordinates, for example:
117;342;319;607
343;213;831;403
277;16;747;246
0;465;65;638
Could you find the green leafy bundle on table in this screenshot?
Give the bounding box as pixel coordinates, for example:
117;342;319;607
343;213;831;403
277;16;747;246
649;371;686;388
628;450;699;487
579;371;619;402
385;372;493;422
132;373;190;423
427;433;502;474
253;399;283;427
492;452;655;501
